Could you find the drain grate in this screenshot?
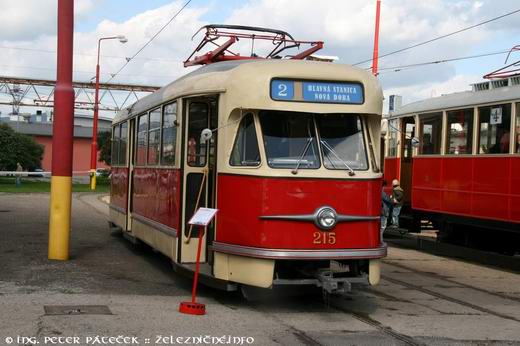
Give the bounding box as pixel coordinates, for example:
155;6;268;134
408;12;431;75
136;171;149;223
0;210;11;212
44;305;112;316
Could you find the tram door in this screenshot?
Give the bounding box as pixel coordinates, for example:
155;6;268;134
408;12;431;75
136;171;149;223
399;116;416;205
179;97;218;263
126;118;136;231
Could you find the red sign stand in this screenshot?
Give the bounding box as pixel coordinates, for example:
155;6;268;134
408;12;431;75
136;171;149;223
179;226;206;315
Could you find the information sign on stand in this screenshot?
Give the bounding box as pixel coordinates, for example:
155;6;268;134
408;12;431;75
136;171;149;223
179;207;218;316
188;207;218;226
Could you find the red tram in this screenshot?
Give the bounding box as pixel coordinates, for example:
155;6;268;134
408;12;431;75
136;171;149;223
109;26;385;294
383;77;520;253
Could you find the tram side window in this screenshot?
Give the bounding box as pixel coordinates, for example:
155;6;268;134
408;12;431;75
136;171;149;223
148;108;161;165
119;122;127;165
161;102;177;166
516;103;520;153
111;125;120;165
446;108;473;155
419;113;442;155
478;104;511;154
136;114;148;165
230;113;260;166
388;119;398;157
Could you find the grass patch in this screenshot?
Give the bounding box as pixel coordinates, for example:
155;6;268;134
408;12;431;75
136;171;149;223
0;177;110;193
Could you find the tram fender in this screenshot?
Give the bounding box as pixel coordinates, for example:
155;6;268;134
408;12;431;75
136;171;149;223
213;252;274;288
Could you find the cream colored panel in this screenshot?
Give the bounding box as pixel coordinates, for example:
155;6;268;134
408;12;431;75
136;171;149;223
369;259;381;286
214;252;274;288
109;208;127;230
132;219;155;248
154;229;176;260
132;218;177;260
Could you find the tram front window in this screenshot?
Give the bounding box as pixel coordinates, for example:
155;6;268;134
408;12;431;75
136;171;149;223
317;114;367;170
258;111;368;171
259;111;320;169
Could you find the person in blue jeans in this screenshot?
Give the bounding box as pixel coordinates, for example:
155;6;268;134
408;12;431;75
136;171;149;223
390;179;404;228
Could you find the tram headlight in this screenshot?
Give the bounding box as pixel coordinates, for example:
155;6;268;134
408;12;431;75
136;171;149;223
315;206;338;230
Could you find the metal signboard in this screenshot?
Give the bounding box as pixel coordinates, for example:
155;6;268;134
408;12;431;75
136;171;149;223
271;79;364;104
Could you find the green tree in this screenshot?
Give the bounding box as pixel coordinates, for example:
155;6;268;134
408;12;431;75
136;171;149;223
0;124;44;171
97;130;112;165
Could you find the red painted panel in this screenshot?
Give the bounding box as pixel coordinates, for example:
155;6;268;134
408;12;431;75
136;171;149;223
442;157;472;191
472;193;509;220
412;157;442;189
413;187;442;211
216;174;381;250
110;167;128;211
383;157;399;187
132;168;181;230
473;157;509;194
411;156;519;224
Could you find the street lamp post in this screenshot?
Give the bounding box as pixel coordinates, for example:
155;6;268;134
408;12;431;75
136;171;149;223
90;35;127;190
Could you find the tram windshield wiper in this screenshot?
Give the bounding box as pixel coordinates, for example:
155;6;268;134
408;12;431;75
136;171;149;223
291;137;314;175
320;139;356;176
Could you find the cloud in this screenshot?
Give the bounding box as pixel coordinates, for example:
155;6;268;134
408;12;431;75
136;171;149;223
0;0;95;41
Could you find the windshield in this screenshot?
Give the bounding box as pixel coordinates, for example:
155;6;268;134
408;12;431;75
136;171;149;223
317;114;368;170
258;111;368;171
259;111;320;169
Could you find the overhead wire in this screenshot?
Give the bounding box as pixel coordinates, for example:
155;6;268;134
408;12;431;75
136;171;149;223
104;0;193;84
352;8;520;67
375;49;512;74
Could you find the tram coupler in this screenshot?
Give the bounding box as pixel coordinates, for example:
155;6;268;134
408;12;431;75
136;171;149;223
315;270;351;294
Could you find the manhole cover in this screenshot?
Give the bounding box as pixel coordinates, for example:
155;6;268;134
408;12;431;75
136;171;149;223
44;305;112;316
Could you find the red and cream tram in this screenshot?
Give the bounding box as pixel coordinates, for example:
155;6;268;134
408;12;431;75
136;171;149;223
383;77;520;253
109;26;385;294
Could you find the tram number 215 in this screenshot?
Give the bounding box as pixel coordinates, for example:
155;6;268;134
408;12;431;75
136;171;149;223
313;231;336;245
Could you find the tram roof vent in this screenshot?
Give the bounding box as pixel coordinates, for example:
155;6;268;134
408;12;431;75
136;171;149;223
491;79;509;89
510;76;520;86
472;81;490;92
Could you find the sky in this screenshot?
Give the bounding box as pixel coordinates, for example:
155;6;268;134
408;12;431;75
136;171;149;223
0;0;519;117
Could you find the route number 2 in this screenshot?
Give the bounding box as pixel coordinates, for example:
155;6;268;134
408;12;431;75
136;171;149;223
277;83;288;97
313;231;336;245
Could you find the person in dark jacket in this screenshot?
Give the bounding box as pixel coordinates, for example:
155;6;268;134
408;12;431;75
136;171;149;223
390;179;404;228
381;180;392;236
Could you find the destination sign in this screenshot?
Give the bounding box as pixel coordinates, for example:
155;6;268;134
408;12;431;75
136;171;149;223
271;79;364;104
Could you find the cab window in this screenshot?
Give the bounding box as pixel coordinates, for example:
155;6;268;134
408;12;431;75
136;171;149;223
230;113;260;166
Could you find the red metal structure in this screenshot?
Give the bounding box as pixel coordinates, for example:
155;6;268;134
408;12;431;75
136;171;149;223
483;45;520;80
371;0;382;76
184;25;324;67
48;0;74;260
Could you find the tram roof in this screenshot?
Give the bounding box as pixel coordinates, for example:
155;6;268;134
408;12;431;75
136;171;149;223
113;59;382;123
389;83;520;118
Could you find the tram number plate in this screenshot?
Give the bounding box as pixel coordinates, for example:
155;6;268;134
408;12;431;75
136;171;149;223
313;231;336;245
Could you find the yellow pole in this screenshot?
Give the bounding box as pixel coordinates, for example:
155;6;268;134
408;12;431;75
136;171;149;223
90;169;97;190
48;176;72;260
